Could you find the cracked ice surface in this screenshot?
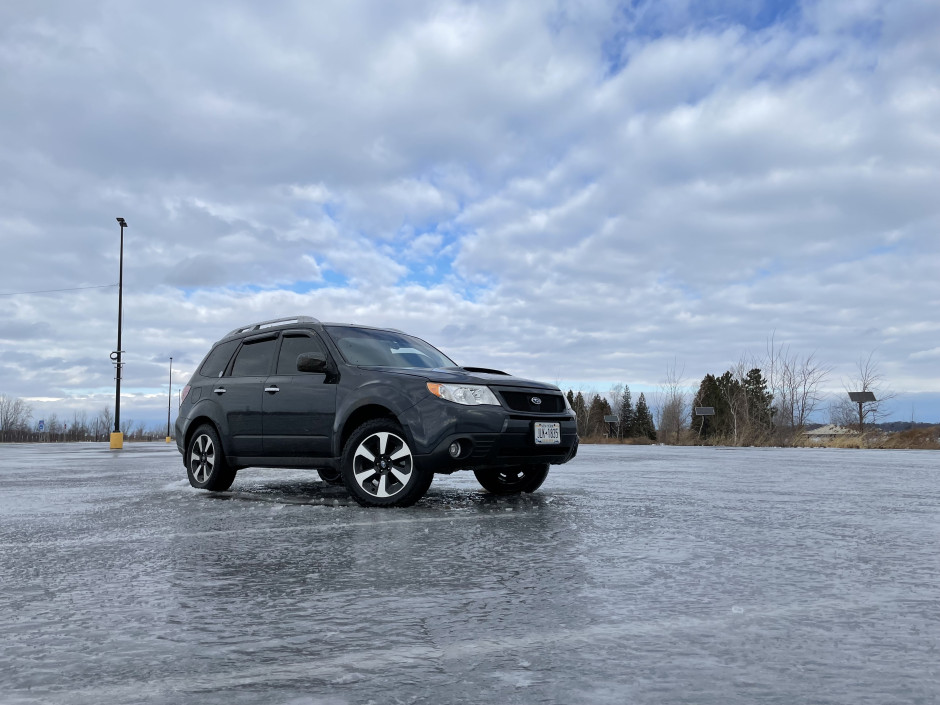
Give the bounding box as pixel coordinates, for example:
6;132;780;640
1;443;938;704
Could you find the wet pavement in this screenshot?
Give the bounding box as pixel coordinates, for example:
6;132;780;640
1;442;938;704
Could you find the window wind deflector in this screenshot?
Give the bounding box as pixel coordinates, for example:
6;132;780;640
243;332;278;343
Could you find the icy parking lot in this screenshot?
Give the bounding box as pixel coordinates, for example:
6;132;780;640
1;443;938;705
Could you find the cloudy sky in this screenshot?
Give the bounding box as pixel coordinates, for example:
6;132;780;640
1;0;939;428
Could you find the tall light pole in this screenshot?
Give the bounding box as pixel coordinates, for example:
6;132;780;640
166;356;173;442
110;217;127;449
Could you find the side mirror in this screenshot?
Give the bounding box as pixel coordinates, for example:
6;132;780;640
297;352;328;373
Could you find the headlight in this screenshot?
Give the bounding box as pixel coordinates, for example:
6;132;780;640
427;382;500;406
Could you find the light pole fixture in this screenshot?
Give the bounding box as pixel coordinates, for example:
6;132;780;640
166;356;173;442
110;217;127;449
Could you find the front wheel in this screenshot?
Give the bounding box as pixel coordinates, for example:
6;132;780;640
340;420;433;507
474;464;549;495
186;424;237;491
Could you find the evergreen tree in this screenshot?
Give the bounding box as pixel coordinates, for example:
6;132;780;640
587;394;613;437
743;367;774;433
634;393;656;440
694;368;775;444
617;384;633;439
692;373;727;440
716;370;743;440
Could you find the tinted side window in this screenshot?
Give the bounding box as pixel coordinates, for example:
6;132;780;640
277;334;327;374
230;338;277;377
199;340;239;378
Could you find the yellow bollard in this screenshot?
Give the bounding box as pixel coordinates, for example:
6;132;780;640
110;432;124;449
165;436;172;443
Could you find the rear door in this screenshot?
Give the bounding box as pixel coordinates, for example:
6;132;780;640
218;334;277;456
262;331;338;457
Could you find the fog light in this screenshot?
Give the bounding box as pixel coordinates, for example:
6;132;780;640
448;442;461;458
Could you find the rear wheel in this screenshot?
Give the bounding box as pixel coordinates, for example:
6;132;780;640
474;464;549;495
186;424;237;491
340;419;432;507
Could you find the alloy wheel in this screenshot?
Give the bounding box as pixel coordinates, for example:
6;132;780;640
351;431;413;498
190;434;215;484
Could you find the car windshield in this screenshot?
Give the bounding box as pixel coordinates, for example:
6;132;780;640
325;326;456;369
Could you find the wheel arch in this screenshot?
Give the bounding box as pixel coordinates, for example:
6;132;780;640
336;403;402;457
183;416;223;459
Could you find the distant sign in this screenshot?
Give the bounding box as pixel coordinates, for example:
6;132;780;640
694;407;715;416
603;415;619;424
38;419;45;432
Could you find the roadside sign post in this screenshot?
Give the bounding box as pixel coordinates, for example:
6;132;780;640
603;414;619;439
694;406;715;441
848;391;876;433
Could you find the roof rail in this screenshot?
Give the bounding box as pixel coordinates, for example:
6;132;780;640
225;316;320;338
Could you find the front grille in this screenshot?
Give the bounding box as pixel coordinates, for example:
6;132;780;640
498;390;566;414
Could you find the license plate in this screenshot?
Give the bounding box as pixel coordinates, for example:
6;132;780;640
534;422;561;445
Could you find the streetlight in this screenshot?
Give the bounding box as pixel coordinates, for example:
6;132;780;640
166;356;173;442
110;217;127;449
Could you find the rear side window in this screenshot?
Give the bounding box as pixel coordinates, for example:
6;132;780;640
277;334;328;374
198;340;239;378
231;338;277;377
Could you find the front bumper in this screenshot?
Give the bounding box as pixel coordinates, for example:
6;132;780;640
404;396;579;473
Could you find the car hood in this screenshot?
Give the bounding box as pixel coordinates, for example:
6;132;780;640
365;366;562;391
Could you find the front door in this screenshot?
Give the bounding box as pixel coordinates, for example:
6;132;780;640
262;332;337;457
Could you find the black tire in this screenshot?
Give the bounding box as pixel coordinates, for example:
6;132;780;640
317;467;344;485
340;419;433;507
186;424;237;491
474;464;550;495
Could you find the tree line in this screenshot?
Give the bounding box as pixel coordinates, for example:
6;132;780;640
563;343;900;447
654;344;897;446
0;394;169;443
566;386;657;441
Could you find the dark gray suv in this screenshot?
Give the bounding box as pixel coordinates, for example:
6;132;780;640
175;316;578;506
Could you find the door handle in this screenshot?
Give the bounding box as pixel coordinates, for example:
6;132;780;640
213;388;226;395
264;386;280;394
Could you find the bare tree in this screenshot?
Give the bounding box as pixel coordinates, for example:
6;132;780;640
718;365;748;446
764;335;831;444
71;411;89;442
46;413;61;442
608;384;624;439
0;394;33;442
833;351;897;432
97;406;114;441
657;359;689;445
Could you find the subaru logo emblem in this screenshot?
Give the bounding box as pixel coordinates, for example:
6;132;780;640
531;396;542;405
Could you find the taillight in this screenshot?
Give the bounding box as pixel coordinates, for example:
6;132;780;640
179;385;191;406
